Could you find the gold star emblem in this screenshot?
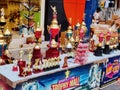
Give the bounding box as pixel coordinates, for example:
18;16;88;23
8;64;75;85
65;70;70;78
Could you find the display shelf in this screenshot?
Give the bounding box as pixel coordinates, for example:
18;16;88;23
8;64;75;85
0;50;120;88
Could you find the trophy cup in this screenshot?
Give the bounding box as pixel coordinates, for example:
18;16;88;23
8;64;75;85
26;49;32;75
103;31;111;54
74;21;80;48
65;18;75;55
46;6;60;59
94;32;104;56
31;24;42;65
18;45;27;77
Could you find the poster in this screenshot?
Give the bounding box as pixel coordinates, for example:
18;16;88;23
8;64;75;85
15;62;103;90
100;56;120;87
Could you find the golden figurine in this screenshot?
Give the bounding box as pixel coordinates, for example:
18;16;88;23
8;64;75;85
34;59;39;70
65;70;70;78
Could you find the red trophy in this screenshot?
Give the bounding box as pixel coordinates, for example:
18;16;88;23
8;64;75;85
31;24;42;65
94;32;104;56
103;31;111;54
46;6;61;59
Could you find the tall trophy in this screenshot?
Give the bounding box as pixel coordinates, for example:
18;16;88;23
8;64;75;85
66;18;74;53
31;23;42;65
103;31;111;54
46;6;60;59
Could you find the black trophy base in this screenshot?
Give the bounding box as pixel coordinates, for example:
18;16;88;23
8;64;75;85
118;43;120;50
44;65;60;71
94;46;103;56
103;45;110;54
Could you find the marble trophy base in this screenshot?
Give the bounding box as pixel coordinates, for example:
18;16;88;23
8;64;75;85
94;46;103;56
103;45;110;54
43;65;60;71
46;48;59;59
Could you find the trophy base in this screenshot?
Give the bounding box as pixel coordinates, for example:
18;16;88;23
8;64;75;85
12;66;18;71
19;73;27;77
27;71;32;75
62;65;68;68
118;43;120;50
44;65;60;71
46;48;59;59
103;45;110;54
33;69;41;74
94;46;103;56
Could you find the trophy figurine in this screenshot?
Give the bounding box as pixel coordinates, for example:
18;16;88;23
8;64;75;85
62;56;68;68
46;6;60;59
103;31;111;54
33;59;40;73
94;32;104;56
31;24;42;65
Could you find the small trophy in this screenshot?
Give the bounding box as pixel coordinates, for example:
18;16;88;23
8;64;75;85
27;62;32;75
62;56;68;68
94;32;104;56
12;60;18;71
18;45;27;77
33;59;40;73
103;31;111;54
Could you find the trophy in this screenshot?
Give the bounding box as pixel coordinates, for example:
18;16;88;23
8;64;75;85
94;32;104;56
18;45;27;77
103;31;111;54
46;6;60;59
33;59;40;73
12;60;18;71
62;56;68;68
74;21;80;48
31;23;42;65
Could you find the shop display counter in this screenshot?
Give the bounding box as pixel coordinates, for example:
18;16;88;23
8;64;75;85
0;50;120;90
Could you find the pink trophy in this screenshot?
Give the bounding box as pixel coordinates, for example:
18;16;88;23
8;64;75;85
94;32;104;56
